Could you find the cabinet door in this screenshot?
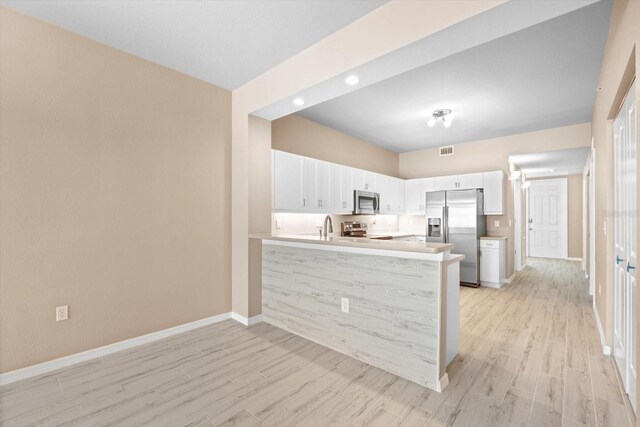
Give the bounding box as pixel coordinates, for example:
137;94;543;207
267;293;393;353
395;178;406;213
480;248;499;283
316;160;331;210
330;164;343;212
273;150;305;210
434;175;459;191
377;175;392;214
422;177;435;193
304;158;318;210
405;179;423;213
363;171;377;192
352;169;366;191
341;167;354;212
483;171;504;214
458;173;484;190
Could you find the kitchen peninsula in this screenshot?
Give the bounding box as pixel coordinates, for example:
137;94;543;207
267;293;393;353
251;234;463;391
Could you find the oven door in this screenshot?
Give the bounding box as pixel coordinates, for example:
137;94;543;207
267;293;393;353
353;191;379;215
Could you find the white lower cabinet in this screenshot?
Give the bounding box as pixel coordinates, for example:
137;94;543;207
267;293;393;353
479;239;505;288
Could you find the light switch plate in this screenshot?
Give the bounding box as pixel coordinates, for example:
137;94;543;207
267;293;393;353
341;297;349;313
494;220;500;227
275;219;281;229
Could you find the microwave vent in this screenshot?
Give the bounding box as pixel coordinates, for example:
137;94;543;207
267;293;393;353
439;145;454;156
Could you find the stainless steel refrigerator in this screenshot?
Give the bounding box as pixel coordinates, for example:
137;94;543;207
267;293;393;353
425;189;486;287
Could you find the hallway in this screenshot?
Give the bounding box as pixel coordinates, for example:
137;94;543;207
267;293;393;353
0;259;634;426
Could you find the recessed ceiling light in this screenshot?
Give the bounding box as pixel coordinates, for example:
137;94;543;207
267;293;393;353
345;75;359;85
292;98;304;107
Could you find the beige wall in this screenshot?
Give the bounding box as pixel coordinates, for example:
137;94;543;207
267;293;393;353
0;8;232;372
567;175;583;259
589;4;639;414
399;123;591;279
248;116;272;318
272;115;400;177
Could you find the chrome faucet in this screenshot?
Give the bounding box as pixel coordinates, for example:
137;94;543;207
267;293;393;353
322;215;333;238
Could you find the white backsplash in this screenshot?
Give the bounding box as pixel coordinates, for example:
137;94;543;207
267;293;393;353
398;215;426;235
272;213;400;236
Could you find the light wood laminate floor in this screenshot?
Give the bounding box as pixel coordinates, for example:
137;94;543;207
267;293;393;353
0;258;635;426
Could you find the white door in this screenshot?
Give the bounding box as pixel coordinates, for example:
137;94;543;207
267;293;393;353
514;178;522;271
528;179;567;259
613;80;636;412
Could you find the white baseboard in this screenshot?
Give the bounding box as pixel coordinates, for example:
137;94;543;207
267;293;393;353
231;312;264;326
567;257;582;262
593;302;612;356
481;281;505;289
437;373;449;392
504;272;516;284
0;312;232;386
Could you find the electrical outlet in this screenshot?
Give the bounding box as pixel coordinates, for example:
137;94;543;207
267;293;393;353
341;297;349;313
494;220;500;227
275;219;281;229
56;305;69;322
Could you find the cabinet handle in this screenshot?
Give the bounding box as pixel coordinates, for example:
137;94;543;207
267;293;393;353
365;183;369;190
628;263;636;273
616;256;625;265
342;201;346;208
318;200;322;207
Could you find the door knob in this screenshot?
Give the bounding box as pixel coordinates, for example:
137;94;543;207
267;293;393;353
627;263;636;273
616;256;625;265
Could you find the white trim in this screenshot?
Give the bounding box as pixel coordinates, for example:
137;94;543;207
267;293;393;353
231;312;264;326
0;312;232;386
437;373;449;392
593;302;612;356
481;281;504;289
567;257;582;262
504;272;516;284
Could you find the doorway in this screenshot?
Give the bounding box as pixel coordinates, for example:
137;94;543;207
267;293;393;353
613;79;637;412
528;178;568;259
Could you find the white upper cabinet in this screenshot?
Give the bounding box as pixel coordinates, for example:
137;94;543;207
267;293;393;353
272;150;505;216
483;171;504;215
273;150;305;211
405;179;423;214
352;169;365;191
435;173;483;191
306;159;331;210
330;164;353;213
458;173;484;190
434;175;459;191
405;177;435;214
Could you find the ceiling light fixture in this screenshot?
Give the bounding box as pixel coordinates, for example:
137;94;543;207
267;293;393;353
292;98;305;107
428;109;453;128
345;75;359;85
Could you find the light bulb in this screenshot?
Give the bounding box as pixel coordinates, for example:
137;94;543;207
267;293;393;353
443;115;452;123
427;118;436;127
443;120;452;128
345;75;359;85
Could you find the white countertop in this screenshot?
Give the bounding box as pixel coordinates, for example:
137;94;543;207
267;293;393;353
250;233;454;254
480;235;509;240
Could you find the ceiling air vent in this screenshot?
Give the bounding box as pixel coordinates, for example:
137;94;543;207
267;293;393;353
439;145;454;156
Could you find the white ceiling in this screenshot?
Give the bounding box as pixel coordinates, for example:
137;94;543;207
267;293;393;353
295;0;612;153
510;147;590;177
0;0;386;90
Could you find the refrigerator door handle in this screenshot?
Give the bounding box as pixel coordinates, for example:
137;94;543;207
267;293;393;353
443;206;448;243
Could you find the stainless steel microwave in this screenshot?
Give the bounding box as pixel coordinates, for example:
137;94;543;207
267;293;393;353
353;190;380;215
